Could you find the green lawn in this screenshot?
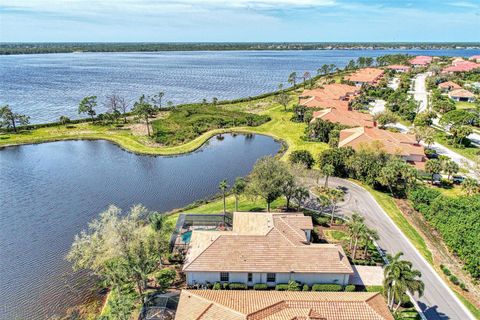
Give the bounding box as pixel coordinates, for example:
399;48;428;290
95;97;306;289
323;229;348;242
435;131;479;161
455;101;476;110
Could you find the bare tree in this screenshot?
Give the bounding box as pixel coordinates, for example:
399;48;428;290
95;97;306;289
106;94;129;123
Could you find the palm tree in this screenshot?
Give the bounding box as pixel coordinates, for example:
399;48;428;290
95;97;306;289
302;71;311;88
462;177;479;196
346;213;365;259
218;179;229;214
288;72;297;88
232;177;246;212
326;188;344;224
384;252;424;313
321;164;335;188
361;227;379;259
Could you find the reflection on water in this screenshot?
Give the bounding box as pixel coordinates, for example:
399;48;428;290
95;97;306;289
0;134;280;319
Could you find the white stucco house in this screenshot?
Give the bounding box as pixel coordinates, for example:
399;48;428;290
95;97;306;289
182;212;353;287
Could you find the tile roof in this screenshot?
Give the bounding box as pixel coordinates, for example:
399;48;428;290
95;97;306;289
409;56;432;65
299;83;359;109
344;68;384;84
470;55;480;62
385;65;410;71
299;97;350;110
338;127;425;157
438;81;461;90
312;108;375;128
183;212;352;274
442;61;480;73
175;290;394;320
449;88;475;98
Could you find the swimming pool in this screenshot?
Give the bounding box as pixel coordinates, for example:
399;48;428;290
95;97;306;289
181;230;192;243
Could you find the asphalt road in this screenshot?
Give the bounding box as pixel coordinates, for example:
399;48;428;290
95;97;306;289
302;176;474;320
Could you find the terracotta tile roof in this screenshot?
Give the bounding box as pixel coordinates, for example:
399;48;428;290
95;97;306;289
470;55;480;62
449;88;475;98
299;84;359;109
175;290;394;320
338;127;425;157
344;68;384;84
438;81;461;90
409;56;432;65
385;65;410;71
183;212;352;274
312;108;375;128
442;61;480;73
299;97;350;110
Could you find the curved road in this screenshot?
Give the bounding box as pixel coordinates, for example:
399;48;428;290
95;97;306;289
302;176;474;320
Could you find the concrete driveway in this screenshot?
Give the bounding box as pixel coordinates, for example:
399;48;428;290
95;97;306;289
349;265;384;286
411;72;431;113
302;176;474;320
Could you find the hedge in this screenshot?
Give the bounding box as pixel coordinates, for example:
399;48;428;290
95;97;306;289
228;283;247;290
213;282;221;290
275;283;290;291
311;284;342;292
253;283;268;290
302;284;310;291
344;285;356;292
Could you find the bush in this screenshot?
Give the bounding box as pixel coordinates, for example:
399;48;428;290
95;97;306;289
213;282;221;290
228;283;247;290
302;284;310;291
222;282;229;290
459;282;467;291
440;264;451;276
311;284;342;292
407;186;441;213
275;283;289;291
449;275;460;285
253;283;268;290
289;150;315;169
344;285;356;292
155;268;176;291
287;280;301;291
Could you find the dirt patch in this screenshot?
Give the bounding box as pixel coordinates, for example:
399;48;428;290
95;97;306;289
395;198;480;308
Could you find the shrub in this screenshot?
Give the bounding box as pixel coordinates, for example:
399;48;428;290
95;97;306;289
228;283;247;290
449;275;460;285
213;282;221;290
289;150;315;169
222;282;229;290
407;186;441;213
287;280;301;291
440;264;451;276
253;283;268;290
344;285;356;292
155;268;176;291
459;282;467;291
311;284;342;292
302;284;310;291
275;283;289;291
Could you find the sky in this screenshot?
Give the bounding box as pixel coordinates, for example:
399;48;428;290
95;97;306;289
0;0;479;42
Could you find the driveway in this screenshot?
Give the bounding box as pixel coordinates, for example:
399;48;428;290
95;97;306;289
301;176;474;320
411;72;430;113
369;99;409;133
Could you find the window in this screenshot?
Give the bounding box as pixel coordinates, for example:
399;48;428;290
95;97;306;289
220;272;229;282
248;273;253;282
267;273;276;283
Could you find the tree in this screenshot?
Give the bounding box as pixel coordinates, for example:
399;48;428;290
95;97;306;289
0;105;30;132
384;252;424;313
302;71;311;88
318;64;329;76
78;96;97;122
326;188;344;224
59;115;71;127
361;227;379;259
422;127;435;148
106;93;129;123
461;177;479;196
450;125;473;146
67;205;170;300
288;72;297;88
425;159;442;184
212;97;218;105
232;177;247;211
218;179;229;214
150;91;165;110
281;174;296;210
346;213;366;259
289;150;315;169
374;110;399;129
155;268;176;292
132;95;155;136
321;164;335;188
247;156;292;211
442;159;459;180
293;186;309;211
275;91;290;111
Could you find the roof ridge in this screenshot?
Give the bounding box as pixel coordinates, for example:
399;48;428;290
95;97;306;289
273;217;305;246
183;233;223;271
185;290;246;319
246;299;287;319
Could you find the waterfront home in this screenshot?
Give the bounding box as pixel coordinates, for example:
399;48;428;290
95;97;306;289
311;108;376;128
438;81;461;92
385;64;410;73
344;68;384;86
409;56;432;67
338;126;426;168
448;88;476;102
442;60;480;73
470;55;480;63
299;83;359;110
175;290;394;320
182;211;353;287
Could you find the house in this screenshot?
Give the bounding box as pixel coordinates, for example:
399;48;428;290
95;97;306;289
442;61;480;73
183;211;353;287
448;88;476;102
470;55;480;63
311;108;376;128
385;65;410;73
175;290;394;320
338;126;426;166
438;81;461;92
344;68;384;86
409;56;432;67
299;83;359;110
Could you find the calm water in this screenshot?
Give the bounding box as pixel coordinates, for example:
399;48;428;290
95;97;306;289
0;134;281;319
2;49;480;123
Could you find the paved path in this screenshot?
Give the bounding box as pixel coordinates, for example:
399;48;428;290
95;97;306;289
369;100;409;133
302;176;474;320
412;73;431;113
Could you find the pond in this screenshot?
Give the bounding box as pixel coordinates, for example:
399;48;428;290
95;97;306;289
0;133;281;319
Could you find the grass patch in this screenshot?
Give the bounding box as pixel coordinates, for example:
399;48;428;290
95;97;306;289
455;101;476;110
435;131;480;161
351;180;433;264
323;230;348;242
151;104;269;145
454;291;480;319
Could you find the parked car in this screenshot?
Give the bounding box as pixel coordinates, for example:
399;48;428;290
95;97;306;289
452;175;465;184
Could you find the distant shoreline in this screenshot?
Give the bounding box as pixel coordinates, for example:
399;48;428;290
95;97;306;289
1;42;480;55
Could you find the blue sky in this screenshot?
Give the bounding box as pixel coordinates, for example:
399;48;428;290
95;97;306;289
0;0;479;42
